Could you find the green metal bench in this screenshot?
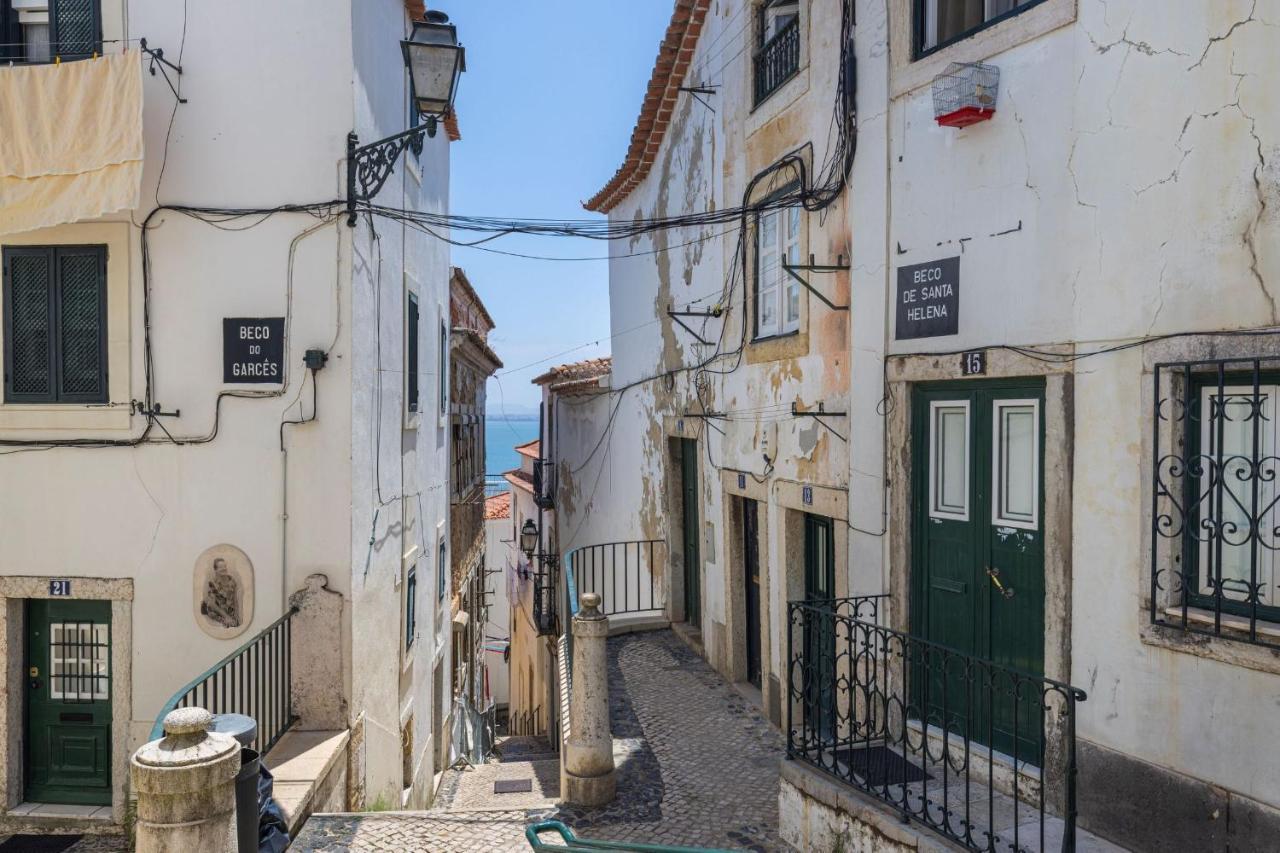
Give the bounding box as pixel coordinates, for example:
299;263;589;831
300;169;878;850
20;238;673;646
526;820;737;852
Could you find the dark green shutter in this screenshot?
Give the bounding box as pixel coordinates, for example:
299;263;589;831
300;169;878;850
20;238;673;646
406;567;417;650
56;248;107;401
3;245;107;404
4;248;55;401
50;0;102;60
407;292;420;413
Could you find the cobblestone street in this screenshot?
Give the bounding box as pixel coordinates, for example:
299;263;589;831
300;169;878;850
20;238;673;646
295;630;789;852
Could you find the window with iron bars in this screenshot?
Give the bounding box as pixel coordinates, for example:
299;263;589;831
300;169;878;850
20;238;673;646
0;0;101;63
753;0;800;106
1151;357;1280;649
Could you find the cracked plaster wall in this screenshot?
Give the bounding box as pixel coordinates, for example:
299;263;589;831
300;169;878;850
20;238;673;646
880;0;1280;810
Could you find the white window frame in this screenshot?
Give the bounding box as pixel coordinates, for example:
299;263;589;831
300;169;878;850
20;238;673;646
991;398;1039;530
404;280;421;429
929;400;970;521
1195;384;1278;607
755;204;802;339
49;621;109;701
918;0;1040;55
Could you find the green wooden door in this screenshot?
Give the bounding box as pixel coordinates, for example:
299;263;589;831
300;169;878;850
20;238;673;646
26;599;112;805
680;438;701;626
911;381;1045;758
803;513;837;736
743;498;762;689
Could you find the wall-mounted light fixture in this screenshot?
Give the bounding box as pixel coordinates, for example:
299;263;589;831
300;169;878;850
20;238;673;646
346;10;466;226
520;519;539;561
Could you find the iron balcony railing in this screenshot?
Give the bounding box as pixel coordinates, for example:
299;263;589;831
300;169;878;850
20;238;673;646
1150;357;1280;649
533;558;560;637
533;458;556;510
566;540;665;621
150;608;298;755
753;14;800;106
561;539;667;664
787;596;1087;853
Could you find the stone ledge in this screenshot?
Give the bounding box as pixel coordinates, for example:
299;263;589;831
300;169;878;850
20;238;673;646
780;758;961;852
266;729;350;835
0;806;120;838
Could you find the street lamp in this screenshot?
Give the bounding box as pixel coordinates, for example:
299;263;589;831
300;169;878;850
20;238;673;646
345;10;466;226
520;519;539;561
403;13;466;136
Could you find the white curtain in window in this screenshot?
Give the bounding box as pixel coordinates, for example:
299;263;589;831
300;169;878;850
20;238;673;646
0;49;143;235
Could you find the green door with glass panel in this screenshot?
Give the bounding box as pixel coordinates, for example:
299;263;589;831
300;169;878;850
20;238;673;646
911;381;1045;758
25;599;112;805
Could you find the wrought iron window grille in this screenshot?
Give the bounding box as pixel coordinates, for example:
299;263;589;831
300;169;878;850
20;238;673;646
1151;358;1280;649
786;595;1087;853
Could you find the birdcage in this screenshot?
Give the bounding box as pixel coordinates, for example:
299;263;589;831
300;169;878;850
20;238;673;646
932;62;1000;128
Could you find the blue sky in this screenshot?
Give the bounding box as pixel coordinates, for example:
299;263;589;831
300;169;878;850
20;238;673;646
444;2;674;414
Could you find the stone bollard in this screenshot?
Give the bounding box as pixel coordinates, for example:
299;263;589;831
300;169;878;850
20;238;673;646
563;592;617;806
131;707;241;853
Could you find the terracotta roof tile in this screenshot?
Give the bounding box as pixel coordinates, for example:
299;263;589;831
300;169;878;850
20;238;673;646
515;440;541;459
484;492;511;520
531;357;612;387
583;0;711;213
504;469;534;493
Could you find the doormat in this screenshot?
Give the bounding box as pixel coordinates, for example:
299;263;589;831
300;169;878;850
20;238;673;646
834;746;931;786
0;836;81;853
494;778;533;794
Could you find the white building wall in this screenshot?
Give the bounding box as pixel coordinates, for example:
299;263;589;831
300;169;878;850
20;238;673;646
556;0;854;717
0;0;456;816
349;0;453;808
857;0;1280;832
484;511;512;709
0;0;357;754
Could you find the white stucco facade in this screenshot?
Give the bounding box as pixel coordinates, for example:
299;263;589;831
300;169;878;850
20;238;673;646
0;0;457;825
559;0;1280;848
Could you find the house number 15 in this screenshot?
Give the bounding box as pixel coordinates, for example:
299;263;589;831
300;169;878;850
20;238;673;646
961;351;986;376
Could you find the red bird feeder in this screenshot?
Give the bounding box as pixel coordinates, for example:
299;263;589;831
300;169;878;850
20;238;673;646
933;62;999;128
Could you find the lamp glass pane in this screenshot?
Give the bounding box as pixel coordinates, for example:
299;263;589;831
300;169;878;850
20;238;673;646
408;44;458;113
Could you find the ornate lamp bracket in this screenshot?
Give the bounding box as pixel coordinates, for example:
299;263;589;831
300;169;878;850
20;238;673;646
345;118;438;226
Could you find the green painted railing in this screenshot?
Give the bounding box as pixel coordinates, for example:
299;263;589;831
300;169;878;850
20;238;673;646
526;820;736;852
149;607;299;753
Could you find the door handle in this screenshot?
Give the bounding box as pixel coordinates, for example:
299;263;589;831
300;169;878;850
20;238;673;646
986;567;1015;599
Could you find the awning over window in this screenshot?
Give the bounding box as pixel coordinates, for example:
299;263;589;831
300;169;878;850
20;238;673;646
0;49;143;236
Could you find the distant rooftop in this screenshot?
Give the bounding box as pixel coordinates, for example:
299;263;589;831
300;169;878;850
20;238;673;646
532;357;612;392
484;492;511;521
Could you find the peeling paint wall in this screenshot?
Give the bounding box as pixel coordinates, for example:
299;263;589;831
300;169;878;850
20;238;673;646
556;0;856;713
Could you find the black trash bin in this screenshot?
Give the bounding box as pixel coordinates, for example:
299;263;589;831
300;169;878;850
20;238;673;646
212;714;260;853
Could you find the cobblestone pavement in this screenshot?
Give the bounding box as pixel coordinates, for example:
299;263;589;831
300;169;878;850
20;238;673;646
294;629;789;852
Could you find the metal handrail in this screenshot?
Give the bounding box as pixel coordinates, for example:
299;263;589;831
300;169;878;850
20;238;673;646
149;607;299;754
786;599;1087;852
526;820;735;852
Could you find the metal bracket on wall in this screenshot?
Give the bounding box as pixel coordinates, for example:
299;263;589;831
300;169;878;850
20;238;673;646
682;411;727;436
782;254;850;312
678;84;719;113
667;303;724;346
138;38;186;104
791;402;848;443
